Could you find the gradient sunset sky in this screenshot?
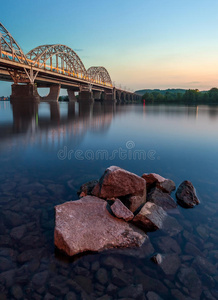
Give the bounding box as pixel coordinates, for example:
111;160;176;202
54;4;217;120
1;0;218;95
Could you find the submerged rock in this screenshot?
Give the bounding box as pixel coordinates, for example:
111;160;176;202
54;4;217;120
147;188;177;210
177;266;202;298
132;202;167;232
151;253;180;275
111;199;134;221
142;173;176;193
176;181;200;208
92;166;146;199
54;196;147;256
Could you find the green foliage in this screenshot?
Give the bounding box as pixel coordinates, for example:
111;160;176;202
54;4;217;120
142;88;218;104
58;95;69;102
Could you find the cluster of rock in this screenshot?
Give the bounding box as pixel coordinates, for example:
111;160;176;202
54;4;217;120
54;166;200;257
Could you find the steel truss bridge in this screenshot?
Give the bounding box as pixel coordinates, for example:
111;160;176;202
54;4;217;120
0;22;141;103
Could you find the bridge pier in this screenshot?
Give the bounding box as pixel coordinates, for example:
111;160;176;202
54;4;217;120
10;84;40;103
93;91;102;101
79;91;94;103
40;84;61;102
102;92;115;103
67;89;77;102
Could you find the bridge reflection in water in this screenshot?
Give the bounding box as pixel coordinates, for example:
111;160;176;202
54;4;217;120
2;99;122;152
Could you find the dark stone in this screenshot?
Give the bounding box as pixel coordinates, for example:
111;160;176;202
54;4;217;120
10;284;23;300
96;268;108;285
91;261;100;271
78;180;98;197
132;202;167;232
106;283;118;295
118;238;154;258
153;236;181;254
118;284;143;299
102;256;124;270
44;293;56;300
0;257;13;271
74;266;89;277
192;255;217;275
146;291;164;300
17;249;44;263
171;289;194;300
65;292;77;300
184;242;203;257
74;276;93;294
49;276;69;296
161;214;183;236
176;181;200;208
196;225;209;240
147;188;177;210
32;271;49;287
177;267;202;298
10;225;26;240
202;290;217;300
95;282;105;292
2;211;23;227
96;296;112;300
111;268;132;287
135;269;168;295
151;253;180;275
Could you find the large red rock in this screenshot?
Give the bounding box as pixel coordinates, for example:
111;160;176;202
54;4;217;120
54;196;147;256
92;166;146;199
142;173;175;193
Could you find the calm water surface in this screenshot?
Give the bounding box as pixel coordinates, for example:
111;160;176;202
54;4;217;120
0;101;217;299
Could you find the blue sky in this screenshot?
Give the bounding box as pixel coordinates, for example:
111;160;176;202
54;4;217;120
1;0;218;95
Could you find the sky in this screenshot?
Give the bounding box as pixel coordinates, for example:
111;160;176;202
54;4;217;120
1;0;218;95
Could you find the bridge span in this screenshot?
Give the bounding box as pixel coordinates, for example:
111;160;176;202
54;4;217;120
0;23;141;103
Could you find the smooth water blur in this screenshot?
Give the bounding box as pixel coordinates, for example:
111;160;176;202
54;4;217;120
0;100;217;299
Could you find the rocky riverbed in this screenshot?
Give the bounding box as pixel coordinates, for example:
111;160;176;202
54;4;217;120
0;166;217;300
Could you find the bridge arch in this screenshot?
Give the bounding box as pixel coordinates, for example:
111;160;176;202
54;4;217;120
87;66;112;87
26;44;87;79
0;22;28;64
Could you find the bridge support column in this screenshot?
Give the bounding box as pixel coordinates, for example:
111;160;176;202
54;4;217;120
93;91;102;101
67;89;77;102
40;84;61;102
103;92;115;102
79;91;94;103
10;84;40;103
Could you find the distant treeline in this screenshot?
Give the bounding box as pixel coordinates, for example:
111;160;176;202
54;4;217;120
141;88;218;104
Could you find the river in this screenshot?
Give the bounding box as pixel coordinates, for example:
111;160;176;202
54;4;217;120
0;100;217;299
